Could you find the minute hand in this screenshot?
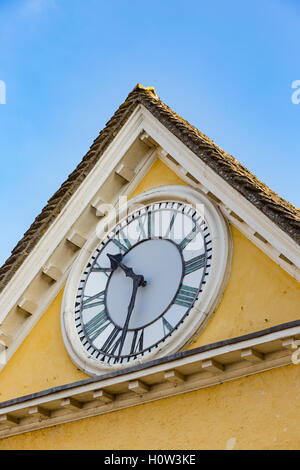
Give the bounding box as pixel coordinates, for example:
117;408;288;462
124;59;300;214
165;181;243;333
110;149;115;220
107;253;146;356
118;274;144;356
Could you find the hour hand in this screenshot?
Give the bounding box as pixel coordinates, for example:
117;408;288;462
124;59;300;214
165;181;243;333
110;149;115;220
107;253;146;286
107;253;135;279
121;265;146;287
107;253;123;270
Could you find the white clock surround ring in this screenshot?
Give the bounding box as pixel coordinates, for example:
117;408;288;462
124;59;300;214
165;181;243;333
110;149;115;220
61;185;232;376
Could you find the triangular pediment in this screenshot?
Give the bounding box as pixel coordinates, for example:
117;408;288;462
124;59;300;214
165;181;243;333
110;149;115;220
0;83;299;377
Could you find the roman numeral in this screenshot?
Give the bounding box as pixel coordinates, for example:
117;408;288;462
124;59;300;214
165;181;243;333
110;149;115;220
112;239;126;252
84;309;110;341
82;290;105;310
174;285;198;308
162;317;173;336
138;217;147;240
179;224;202;250
184;254;206;275
147;211;155;238
130;329;144;355
91;263;112;277
165;212;177;238
100;327;121;355
111;229;132;253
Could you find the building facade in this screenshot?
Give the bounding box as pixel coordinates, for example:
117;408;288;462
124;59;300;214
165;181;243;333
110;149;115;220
0;85;299;450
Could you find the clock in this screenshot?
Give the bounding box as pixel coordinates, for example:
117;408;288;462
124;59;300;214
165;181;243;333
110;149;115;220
62;186;231;375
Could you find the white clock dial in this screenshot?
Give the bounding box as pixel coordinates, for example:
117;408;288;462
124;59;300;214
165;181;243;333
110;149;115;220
75;201;212;366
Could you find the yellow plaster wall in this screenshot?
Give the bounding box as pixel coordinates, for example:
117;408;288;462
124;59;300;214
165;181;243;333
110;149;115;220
1;364;300;450
129;158;186;198
0;158;299;449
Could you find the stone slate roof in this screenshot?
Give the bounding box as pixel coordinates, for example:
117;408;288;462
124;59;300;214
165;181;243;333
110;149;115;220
0;84;299;293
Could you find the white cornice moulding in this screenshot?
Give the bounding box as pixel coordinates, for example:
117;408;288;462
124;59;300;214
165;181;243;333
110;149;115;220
0;321;299;439
66;231;87;250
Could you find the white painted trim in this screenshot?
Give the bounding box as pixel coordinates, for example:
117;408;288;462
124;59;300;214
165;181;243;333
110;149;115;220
0;108;155;373
0;106;145;324
139;106;300;272
158;152;300;280
0;150;157;374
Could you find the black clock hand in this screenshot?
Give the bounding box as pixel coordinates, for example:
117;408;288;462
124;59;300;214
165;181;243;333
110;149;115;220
107;253;146;356
107;253;122;270
117;274;144;356
107;253;146;287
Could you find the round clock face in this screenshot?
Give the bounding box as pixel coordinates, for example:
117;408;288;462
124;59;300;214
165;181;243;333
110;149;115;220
74;201;212;367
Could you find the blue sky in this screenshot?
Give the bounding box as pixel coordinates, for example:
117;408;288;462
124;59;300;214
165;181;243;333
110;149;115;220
0;0;299;266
